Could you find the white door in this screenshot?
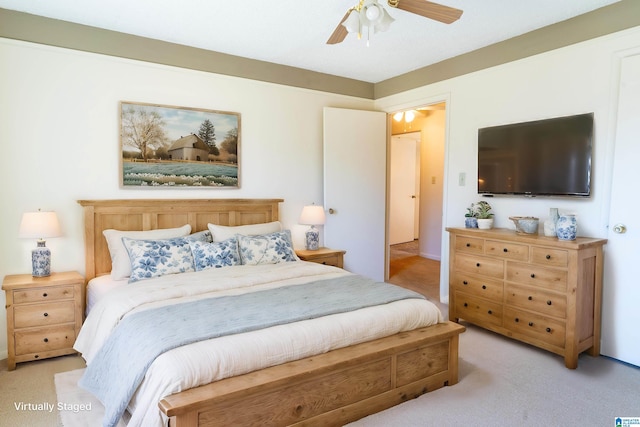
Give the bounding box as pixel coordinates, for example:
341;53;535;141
389;134;419;245
323;107;387;281
601;54;640;367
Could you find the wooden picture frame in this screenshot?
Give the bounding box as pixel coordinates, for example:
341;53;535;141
120;101;240;188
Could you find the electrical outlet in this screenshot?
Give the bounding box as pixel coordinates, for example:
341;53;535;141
459;172;466;186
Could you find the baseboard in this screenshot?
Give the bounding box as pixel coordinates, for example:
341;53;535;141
420;252;441;261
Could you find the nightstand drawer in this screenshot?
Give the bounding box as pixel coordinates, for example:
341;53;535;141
13;285;75;304
14;301;76;328
14;325;76;355
308;254;341;267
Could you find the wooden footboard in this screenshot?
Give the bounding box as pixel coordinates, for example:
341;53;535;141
159;321;465;427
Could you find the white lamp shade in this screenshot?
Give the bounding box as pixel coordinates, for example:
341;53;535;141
299;205;326;226
19;211;62;239
342;9;361;33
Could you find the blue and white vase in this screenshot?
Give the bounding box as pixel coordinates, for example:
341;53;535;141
556;214;577;241
465;217;478;228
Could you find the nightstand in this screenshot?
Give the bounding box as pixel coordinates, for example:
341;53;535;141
2;271;84;370
296;247;346;268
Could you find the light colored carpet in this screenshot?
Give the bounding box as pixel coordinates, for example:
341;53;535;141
51;324;640;427
54;368;128;427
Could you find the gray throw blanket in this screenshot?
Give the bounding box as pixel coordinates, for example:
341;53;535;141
79;275;424;427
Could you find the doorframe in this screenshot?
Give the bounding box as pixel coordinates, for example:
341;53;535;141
383;94;451;304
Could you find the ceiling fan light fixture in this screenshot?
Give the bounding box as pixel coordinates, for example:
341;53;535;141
375;8;395;33
342;9;361;33
393;112;404;122
404;110;416;122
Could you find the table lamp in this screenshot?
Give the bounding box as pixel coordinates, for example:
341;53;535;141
299;205;326;250
19;210;62;277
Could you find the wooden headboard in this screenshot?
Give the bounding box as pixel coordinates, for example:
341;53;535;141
77;199;283;281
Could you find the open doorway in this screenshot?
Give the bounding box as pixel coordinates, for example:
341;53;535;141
388;103;446;306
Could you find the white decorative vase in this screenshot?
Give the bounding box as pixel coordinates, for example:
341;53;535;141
543;208;560;237
477;218;494;230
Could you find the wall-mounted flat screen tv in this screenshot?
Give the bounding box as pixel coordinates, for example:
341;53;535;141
477;113;593;197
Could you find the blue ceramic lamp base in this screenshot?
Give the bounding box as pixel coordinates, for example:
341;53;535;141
31;240;52;277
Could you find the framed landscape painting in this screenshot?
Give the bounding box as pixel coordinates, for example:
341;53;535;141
120;101;240;188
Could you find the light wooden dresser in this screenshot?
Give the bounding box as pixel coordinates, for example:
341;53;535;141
295;247;346;268
2;271;84;370
446;227;607;369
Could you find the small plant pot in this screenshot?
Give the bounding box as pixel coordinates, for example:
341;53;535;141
465;217;478;228
477;218;494;229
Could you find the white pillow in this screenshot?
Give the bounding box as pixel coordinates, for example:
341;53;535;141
207;221;282;242
103;224;191;280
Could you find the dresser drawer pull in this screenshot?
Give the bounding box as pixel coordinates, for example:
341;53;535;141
482;285;487;289
547;300;552;305
43;292;48;297
43;338;49;343
34;355;39;359
487;310;493;315
528;296;533;301
546;327;552;333
515;318;519;322
546;254;551;260
463;280;468;285
503;248;509;252
463;303;468;307
530;273;536;278
43;312;48;317
476;263;481;267
322;261;327;265
529;322;534;327
466;243;471;247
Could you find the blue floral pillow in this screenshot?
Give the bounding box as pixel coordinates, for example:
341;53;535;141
237;230;298;265
123;236;195;283
189;237;240;271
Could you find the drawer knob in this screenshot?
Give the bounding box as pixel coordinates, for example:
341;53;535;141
463;303;468;307
528;296;533;301
530;273;536;278
322;262;327;265
476;263;481;267
515;318;520;322
547;300;552;305
43;312;49;317
503;248;508;252
487;310;493;315
466;243;471;247
463;281;468;285
43;338;49;343
546;254;551;260
42;292;48;297
34;355;39;359
529;322;534;327
482;285;486;289
546;327;552;333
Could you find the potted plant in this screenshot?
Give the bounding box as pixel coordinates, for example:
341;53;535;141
475;200;494;229
464;204;478;228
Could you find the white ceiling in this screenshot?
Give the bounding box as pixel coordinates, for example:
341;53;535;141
0;0;622;83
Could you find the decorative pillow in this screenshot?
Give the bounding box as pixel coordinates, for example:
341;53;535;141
189;237;240;271
188;229;213;243
237;230;298;265
103;225;192;280
123;236;195;283
207;221;282;242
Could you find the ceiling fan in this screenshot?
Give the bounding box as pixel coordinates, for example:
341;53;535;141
327;0;463;45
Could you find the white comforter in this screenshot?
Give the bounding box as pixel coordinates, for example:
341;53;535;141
75;261;444;427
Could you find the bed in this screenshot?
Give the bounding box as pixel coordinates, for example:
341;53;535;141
76;198;465;427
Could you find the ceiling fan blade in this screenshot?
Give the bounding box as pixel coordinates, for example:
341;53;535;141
326;10;351;45
390;0;463;24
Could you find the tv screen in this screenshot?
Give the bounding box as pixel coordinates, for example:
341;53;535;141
477;113;593;197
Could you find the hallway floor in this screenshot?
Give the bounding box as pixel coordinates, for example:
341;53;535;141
388;240;447;315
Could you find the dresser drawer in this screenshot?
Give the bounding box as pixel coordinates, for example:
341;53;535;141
531;247;569;267
307;254;341;267
13;285;75;304
453;273;503;299
455;253;504;279
14;325;76;355
454;292;503;327
504;307;566;348
485;240;529;261
454;236;484;254
14;301;76;328
506;262;567;292
505;283;567;319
